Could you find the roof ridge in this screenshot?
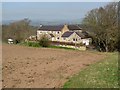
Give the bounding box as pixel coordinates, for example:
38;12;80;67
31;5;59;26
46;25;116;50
75;24;82;30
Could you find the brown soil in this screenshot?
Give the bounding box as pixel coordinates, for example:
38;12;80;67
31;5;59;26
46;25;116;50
2;44;105;88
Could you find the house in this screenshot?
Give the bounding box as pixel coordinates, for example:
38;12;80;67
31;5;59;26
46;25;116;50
37;25;64;41
37;24;91;46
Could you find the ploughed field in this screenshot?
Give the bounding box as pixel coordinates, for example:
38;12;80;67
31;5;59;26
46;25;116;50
2;44;105;88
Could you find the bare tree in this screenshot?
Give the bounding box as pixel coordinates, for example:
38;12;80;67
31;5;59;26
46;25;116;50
82;2;118;52
2;18;36;43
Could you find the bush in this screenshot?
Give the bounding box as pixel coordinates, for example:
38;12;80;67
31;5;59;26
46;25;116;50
21;41;40;47
39;35;50;47
28;42;40;47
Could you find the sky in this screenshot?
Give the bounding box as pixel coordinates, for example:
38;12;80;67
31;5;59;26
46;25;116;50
2;2;109;22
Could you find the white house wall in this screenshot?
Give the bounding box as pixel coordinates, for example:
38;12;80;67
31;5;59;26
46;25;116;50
37;30;91;46
82;38;92;46
61;32;82;43
37;30;62;41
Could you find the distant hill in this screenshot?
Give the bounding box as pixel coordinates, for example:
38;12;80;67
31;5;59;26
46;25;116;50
30;19;83;26
2;18;83;26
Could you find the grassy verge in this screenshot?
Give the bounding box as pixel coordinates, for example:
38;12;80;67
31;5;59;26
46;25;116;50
63;52;118;88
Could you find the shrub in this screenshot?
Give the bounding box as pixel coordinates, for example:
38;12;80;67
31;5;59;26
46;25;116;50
21;41;40;47
39;35;50;47
28;42;40;47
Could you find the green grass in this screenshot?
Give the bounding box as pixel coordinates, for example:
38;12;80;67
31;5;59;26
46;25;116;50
63;52;119;88
19;41;41;47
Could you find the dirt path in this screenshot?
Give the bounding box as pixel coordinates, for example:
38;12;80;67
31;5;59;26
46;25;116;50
2;44;105;88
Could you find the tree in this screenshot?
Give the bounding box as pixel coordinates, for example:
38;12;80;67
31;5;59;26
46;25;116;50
39;35;50;47
2;18;37;43
82;2;118;52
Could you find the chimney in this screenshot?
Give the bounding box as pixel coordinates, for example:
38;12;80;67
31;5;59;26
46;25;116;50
64;24;68;27
40;24;42;28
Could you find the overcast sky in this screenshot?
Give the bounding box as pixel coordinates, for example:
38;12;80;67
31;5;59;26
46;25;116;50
2;2;109;21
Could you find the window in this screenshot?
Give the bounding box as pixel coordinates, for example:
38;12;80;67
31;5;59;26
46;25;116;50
76;39;77;41
73;38;77;41
63;38;66;40
73;38;75;41
39;31;42;34
57;37;59;40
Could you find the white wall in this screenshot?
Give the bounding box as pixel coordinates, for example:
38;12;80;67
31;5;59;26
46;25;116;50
67;32;82;43
82;38;91;46
37;30;91;46
37;30;62;41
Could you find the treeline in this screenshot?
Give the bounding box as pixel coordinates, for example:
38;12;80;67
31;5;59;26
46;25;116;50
2;18;37;43
82;2;118;52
